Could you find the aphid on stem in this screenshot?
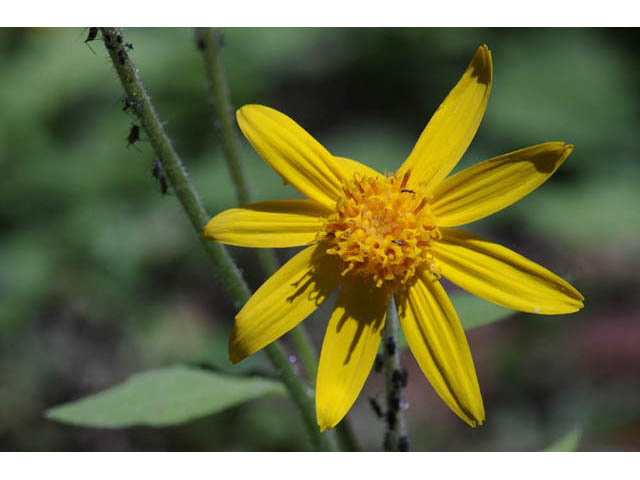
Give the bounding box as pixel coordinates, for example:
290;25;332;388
103;31;114;51
83;27;98;54
123;97;142;113
385;336;396;356
152;160;169;196
392;368;409;389
368;397;384;419
116;31;133;50
373;354;383;373
127;124;140;146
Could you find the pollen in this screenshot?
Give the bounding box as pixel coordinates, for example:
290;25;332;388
322;172;441;288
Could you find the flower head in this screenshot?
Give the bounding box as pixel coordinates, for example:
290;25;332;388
203;45;584;430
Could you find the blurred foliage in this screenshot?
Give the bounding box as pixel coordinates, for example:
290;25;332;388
1;28;639;451
545;427;582;452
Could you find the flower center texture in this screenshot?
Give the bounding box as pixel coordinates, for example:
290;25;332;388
323;172;441;288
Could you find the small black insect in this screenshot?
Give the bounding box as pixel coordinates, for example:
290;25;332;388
401;189;415;194
392;240;406;246
398;435;409;452
387;391;401;411
115;32;133;50
400;368;408;388
385;409;397;430
392;368;409;389
104;31;114;50
385;336;396;356
85;27;98;43
152;160;169;196
83;27;99;54
373;354;383;373
369;397;384;419
122;97;142;113
195;35;205;51
117;49;126;65
127;124;140;146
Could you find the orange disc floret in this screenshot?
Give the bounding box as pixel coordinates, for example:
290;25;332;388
322;171;441;288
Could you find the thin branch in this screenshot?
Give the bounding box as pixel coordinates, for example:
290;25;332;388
98;27;333;452
194;27;324;381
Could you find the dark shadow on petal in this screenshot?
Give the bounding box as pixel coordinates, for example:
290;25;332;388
285;243;341;308
333;278;388;364
469;45;492;85
395;282;479;424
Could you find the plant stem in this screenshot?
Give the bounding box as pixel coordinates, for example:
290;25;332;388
194;27;359;451
383;296;408;451
194;27;251;205
194;25;322;381
99;27;333;452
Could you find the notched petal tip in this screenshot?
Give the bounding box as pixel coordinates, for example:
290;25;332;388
471;44;492;86
316;418;333;433
469;417;484;428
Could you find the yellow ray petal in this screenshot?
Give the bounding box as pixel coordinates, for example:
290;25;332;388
316;277;387;431
335;156;383;180
229;243;340;363
432;143;574;227
202;200;330;248
396;271;484;427
397;45;492;192
433;228;584;314
237;105;347;210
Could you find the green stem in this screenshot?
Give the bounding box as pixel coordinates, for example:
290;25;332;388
99;28;333;452
194;27;281;302
194;27;358;451
383;296;408;451
335;414;360;452
194;27;251;205
194;26;328;403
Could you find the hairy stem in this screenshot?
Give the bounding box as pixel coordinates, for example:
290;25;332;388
194;27;320;382
383;296;408;451
194;27;357;451
99;27;333;452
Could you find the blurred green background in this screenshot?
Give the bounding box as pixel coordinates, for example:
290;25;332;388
1;27;639;451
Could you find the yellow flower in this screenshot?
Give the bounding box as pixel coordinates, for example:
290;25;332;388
203;45;584;431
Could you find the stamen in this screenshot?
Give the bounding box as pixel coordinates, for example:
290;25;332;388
322;172;439;289
413;198;427;214
400;171;410;189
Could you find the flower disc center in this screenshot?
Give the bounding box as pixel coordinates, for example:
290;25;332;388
323;172;440;288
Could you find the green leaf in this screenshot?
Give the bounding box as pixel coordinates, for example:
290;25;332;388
544;427;582;452
397;292;514;350
45;365;285;428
